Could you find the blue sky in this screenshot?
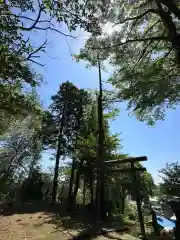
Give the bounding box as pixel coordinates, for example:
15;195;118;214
29;25;180;184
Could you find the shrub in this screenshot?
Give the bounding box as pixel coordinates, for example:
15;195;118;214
20;170;44;202
125;203;138;221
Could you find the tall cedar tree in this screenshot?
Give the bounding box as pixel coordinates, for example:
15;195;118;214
74;93;122;215
46;81;89;204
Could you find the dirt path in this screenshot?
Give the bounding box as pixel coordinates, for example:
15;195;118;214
0;211;138;240
0;212;71;240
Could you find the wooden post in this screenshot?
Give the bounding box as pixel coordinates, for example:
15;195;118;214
131;162;146;240
151;209;160;236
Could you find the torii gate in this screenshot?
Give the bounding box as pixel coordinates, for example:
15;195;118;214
95;156;148;240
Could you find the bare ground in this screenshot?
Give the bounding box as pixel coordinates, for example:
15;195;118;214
0;202;139;240
0;211;72;240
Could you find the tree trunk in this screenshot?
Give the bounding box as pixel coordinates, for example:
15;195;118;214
96;56;105;220
58;184;64;202
121;187;125;214
51;103;66;206
67;102;82;206
28;133;40;178
90;169;94;205
68;157;76;201
95;172;99;214
71;160;84;207
83;177;86;205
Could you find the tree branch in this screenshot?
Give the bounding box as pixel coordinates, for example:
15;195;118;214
164;47;173;58
133;40;153;69
7;13;52;25
143;41;162;65
135;0;154;10
26;40;47;61
17;13;75;38
126;17;140;39
143;20;161;35
28;59;44;67
91;36;168;50
17;37;30;54
19;6;42;31
9;3;76;39
31;26;76;38
114;9;158;26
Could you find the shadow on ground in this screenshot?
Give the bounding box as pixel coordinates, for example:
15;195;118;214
0;201;137;240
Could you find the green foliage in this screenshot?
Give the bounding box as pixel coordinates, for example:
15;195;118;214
125;203;138;221
63;91;123;209
43;0;102;34
140;171;155;197
20;168;44;202
1;2;38;87
0;0;103;135
76;98;122;164
0;85;43;135
0;102;44;201
107;160;155;200
159;162;180;197
43;81;92;204
153;184;163;197
1;0;102;87
42;81;90;153
77;0;180;123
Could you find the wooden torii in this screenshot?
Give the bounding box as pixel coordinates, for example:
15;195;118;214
103;156;148;240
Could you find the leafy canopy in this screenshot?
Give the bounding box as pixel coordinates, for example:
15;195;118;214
77;0;180;124
0;0;103;130
1;0;102;86
42;81;91;154
0;86;44;135
159;162;180;197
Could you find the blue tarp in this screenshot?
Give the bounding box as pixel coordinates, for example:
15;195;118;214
156;215;175;229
